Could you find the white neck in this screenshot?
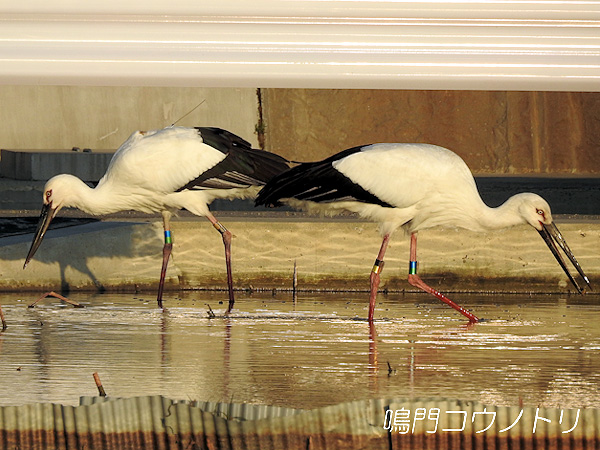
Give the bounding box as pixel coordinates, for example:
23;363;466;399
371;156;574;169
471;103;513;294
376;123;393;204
61;176;123;215
475;194;529;231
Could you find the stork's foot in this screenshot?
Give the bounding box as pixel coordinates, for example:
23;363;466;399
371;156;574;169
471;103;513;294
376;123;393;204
408;274;479;323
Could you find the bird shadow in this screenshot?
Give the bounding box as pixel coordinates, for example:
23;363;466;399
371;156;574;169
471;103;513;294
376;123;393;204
0;218;163;295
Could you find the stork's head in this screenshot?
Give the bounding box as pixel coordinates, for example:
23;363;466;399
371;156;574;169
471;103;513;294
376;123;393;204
23;174;80;269
511;192;591;294
511;192;553;231
42;174;81;212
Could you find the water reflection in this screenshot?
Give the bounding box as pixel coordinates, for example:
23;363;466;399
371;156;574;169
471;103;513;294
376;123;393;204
0;292;598;410
369;321;378;393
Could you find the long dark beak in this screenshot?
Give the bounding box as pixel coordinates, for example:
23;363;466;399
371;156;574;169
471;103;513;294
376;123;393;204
538;222;592;294
24;202;57;269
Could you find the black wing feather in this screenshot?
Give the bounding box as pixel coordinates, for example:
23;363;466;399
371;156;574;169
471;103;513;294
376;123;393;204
196;127;253;153
255;145;392;208
177;128;290;191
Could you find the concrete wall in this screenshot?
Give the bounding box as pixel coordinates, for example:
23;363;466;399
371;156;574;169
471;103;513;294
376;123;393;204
1;87;599;175
262;89;600;174
1;218;597;293
0;86;260;150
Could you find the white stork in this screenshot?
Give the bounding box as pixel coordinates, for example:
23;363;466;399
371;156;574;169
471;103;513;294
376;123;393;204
256;143;591;322
24;126;290;311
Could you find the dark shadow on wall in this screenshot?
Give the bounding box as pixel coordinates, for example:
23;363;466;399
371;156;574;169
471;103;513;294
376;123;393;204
0;219;163;294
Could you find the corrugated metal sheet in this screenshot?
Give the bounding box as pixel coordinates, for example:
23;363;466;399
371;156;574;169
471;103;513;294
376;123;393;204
80;396;304;421
0;396;597;450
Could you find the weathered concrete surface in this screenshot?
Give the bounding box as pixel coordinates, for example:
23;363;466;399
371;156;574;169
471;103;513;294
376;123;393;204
1;215;597;294
0;221;173;292
0;86;260;151
3;87;599;176
262;89;600;174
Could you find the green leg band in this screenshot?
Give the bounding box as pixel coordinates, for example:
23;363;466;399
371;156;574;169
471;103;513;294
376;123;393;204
409;261;417;275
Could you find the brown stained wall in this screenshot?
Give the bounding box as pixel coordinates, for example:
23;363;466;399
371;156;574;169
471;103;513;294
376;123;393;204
262;89;600;174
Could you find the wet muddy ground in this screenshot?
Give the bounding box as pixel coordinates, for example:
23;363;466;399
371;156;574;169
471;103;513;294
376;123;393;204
0;291;598;410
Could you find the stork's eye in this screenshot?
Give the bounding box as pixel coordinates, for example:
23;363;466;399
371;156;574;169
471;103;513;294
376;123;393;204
536;209;544;215
46;190;52;198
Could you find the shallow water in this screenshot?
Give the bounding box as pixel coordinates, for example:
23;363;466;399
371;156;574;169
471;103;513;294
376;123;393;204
0;291;598;410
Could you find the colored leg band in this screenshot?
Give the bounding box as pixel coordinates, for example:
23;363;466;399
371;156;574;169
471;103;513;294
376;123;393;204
372;259;384;274
164;230;172;244
213;222;227;234
409;261;417;275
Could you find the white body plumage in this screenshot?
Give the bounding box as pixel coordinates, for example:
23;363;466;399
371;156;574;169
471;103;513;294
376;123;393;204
281;144;551;237
45;127;260;217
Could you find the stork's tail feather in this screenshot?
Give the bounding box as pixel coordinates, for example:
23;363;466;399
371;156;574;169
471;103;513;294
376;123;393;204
254;169;294;207
243;148;292;185
255;162;323;207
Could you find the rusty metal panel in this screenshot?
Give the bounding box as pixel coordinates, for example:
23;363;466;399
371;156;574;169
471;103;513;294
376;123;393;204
1;396;598;450
385;399;599;450
80;396;304;421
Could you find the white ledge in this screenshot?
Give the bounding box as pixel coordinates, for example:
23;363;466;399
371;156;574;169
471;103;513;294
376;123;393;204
1;1;599;90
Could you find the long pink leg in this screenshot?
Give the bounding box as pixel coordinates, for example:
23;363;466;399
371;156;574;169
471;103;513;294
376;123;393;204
407;232;479;322
368;233;391;322
157;212;173;309
206;213;235;314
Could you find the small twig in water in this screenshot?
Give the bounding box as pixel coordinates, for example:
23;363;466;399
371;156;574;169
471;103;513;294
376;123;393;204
93;372;107;397
206;304;216;319
293;260;298;304
387;361;397;377
28;292;83;308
